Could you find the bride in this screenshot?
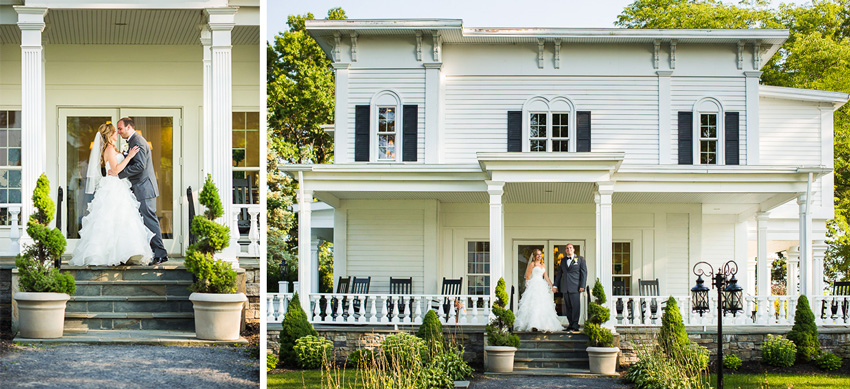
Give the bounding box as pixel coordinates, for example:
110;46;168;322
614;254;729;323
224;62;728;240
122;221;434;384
69;123;154;266
514;249;563;332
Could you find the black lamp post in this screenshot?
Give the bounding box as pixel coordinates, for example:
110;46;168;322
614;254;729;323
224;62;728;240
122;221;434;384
691;260;743;389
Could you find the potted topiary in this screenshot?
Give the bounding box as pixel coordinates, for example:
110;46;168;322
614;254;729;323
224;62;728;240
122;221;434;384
14;174;75;338
185;175;246;341
485;277;520;373
584;279;618;375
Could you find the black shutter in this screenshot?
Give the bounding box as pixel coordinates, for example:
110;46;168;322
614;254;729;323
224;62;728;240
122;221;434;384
576;111;591;152
402;105;418;162
725;112;740;165
678;111;693;165
354;105;369;162
507;111;522;152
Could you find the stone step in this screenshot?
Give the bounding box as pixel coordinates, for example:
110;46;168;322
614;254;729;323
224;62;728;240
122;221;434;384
64;267;193;282
67;296;192;314
14;330;246;346
73;280;193;297
496;367;615;377
64;312;194;331
515;348;589;360
516;332;589;341
513;357;590;369
518;339;589;350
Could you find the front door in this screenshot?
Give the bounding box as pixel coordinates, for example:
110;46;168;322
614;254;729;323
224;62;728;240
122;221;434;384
59;108;182;255
514;239;584;319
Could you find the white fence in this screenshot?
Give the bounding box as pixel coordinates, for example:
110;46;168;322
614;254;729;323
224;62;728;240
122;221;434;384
231;204;262;257
267;293;492;326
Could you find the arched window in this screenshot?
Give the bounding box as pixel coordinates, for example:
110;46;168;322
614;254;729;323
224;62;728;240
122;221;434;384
370;90;402;162
522;96;576;152
693;97;724;165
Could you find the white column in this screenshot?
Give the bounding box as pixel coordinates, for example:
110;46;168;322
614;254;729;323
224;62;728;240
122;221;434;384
15;6;47;245
787;246;799;296
424;63;442;163
813;240;826;296
487;181;505;296
206;8;238;259
756;212;770;297
199;25;213;176
298;184;313;305
595;182;614;328
332;63;350;163
657;71;673;164
311;238;321;293
798;193;813;297
744;71;762;165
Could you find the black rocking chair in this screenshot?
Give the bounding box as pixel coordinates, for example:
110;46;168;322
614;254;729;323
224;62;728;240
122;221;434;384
387;277;413;320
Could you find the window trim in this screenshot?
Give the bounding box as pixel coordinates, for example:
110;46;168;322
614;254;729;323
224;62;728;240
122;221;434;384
692;97;725;165
522;96;576;152
369;90;403;163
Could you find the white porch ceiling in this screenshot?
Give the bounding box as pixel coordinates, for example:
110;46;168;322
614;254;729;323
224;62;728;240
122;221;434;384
0;9;258;45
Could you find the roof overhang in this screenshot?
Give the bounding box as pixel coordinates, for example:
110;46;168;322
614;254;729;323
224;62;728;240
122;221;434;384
760;85;850;109
477;152;624;183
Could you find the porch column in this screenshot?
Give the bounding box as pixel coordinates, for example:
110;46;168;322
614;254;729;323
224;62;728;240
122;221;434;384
595;182;614;326
756;212;770;297
487;181;505;297
297;184;314;305
311;238;321;293
15;6;47;246
199;25;213;175
813;240;826;296
798;193;813;297
205;8;238;260
787;246;799;296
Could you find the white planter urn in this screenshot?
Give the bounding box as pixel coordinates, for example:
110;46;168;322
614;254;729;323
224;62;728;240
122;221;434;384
14;292;70;339
484;346;517;373
587;346;619;375
189;292;247;341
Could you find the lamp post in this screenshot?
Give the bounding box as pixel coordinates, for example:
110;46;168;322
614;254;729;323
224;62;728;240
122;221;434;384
691;260;743;389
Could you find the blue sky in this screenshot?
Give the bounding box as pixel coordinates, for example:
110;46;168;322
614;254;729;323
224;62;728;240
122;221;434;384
269;0;811;41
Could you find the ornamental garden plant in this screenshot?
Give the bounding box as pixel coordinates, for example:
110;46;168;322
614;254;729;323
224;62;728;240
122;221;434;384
786;295;820;362
583;279;614;347
486;277;520;348
185;174;236;293
279;294;318;367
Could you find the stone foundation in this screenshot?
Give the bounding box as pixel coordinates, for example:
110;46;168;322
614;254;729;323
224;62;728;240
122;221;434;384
618;326;850;366
0;261;13;339
241;261;260;324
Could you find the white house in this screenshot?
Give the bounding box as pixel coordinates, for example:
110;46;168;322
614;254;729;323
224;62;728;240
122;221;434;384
0;0;264;261
274;19;848;328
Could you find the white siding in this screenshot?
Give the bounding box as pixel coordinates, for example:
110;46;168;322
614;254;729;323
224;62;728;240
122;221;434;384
671;77;747;163
347;69;426;162
666;213;690;295
701;215;736;262
346;208;425;293
759;97;822;166
442;76;659;164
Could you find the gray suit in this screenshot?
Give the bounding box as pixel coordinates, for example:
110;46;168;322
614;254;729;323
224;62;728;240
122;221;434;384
554;255;587;330
118;132;167;259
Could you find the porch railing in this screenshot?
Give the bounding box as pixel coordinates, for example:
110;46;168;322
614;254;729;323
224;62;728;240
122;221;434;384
267;292;492;326
231;204;262;257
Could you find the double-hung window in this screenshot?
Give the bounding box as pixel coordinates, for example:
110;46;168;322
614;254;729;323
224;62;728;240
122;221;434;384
612;242;631;295
699;113;718;165
377;107;397;161
467;241;490;295
528;112;569;152
0;110;22;226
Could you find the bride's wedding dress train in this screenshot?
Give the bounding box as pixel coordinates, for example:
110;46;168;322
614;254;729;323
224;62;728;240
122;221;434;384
69;159;154;267
514;266;563;332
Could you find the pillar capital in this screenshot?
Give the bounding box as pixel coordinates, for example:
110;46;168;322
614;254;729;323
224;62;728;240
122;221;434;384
756;211;770;223
205;7;238;30
486;180;505;197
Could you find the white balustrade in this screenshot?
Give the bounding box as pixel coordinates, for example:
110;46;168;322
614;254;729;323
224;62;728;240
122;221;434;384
231;204;263;257
266;293;294;323
8;205;21;256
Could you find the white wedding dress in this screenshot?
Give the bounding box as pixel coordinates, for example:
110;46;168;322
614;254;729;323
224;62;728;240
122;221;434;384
69;155;154;266
514;266;563;332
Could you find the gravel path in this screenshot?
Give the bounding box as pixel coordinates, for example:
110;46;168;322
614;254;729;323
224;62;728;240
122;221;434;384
471;375;629;389
0;343;259;388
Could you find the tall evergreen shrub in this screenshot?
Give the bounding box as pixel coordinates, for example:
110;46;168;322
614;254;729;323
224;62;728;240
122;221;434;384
416;309;444;346
279;293;319;367
658;296;689;355
486;278;520;347
786;295;820;362
184;174;237;293
583;279;614;347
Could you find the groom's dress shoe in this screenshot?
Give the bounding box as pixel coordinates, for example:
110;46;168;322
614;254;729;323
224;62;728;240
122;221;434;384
148;256;169;266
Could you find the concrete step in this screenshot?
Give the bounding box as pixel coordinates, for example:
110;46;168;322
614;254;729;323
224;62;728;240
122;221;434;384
64;312;194;331
515;348;589;360
73;280;193;297
518;339;589;350
516;331;589;341
63;267;193;282
513;357;590;369
67;296;192;314
492;367;616;377
14;330;246;346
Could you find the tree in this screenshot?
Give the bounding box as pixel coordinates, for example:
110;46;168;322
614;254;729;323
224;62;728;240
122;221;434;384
616;0;774;29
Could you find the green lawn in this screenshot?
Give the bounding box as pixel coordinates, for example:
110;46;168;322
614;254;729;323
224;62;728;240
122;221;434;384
713;373;850;388
268;370;363;389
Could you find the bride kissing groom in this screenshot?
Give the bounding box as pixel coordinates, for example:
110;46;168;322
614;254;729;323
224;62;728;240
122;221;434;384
69;117;169;267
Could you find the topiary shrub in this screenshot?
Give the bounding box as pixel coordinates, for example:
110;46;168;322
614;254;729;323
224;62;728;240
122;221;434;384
293;335;333;369
16;174;75;295
659;296;689;355
266;352;278;372
816;352;843;371
416;309;444;347
786;295;820;362
382;332;427;368
347;348;374;367
184;174;236;294
583;279;615;347
724;354;742;371
279;294;319;367
762;334;797;367
486;277;520;348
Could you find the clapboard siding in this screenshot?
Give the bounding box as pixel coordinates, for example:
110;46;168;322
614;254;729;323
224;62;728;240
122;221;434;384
759;97;821;166
443;76;659;164
671;77;747;163
347;69;426;163
666;214;690;296
701;216;736;262
347;208;425;293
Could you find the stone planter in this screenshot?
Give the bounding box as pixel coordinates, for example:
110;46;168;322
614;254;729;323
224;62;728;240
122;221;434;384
189;292;247;341
14;292;70;339
484;345;517;373
587;346;619;375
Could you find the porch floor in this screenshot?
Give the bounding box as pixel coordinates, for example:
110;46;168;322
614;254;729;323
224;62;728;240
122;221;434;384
13;329;248;346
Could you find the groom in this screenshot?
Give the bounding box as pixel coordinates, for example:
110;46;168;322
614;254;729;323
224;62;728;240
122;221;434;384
112;117;169;265
553;243;586;331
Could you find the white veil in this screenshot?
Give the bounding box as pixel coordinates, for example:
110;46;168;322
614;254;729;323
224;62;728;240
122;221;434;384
85;134;103;194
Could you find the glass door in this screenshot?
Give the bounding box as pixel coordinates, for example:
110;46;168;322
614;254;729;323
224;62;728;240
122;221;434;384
514;239;584;318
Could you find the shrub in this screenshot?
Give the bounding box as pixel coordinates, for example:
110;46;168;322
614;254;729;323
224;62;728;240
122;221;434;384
583;279;615;347
486;278;520;347
416;309;444;347
279;294;318;366
659;296;689;355
293;335;333;369
761;334;797;367
430;344;473;382
382;332;427;368
266;353;278;372
184;175;236;293
625;338;709;389
347;348;374;367
724;354;742;370
816;352;843;371
16;174;74;295
786;295;820;362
